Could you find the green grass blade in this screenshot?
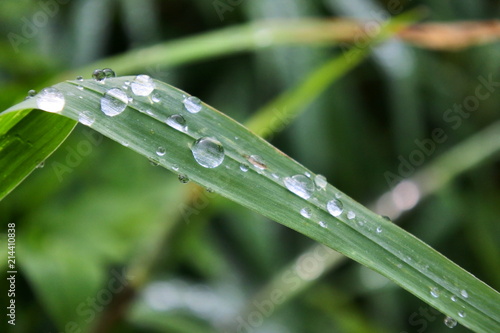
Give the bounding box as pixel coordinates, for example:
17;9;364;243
2;76;499;332
0;109;76;200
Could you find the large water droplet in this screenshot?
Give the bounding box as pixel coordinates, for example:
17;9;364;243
36;87;65;113
314;174;327;190
166;114;188;132
131;74;155;96
444;317;457;328
460;290;468;298
101;88;128;116
183;96;202;113
103;68;116;78
327;199;343;217
191;137;225;168
156;147;166;156
284;175;314;199
78;111;95;126
430;287;440;298
247;155;266;170
300;208;312;219
92;69;106;82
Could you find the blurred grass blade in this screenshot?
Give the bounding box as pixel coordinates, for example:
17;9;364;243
2;76;499;332
0;110;76;199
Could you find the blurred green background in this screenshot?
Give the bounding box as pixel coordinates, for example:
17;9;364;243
0;0;499;332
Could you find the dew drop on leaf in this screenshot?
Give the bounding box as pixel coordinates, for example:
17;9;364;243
458;311;466;318
78;111;95;126
430;287;440;298
300;208;312;218
376;226;383;234
103;68;116;78
347;211;356;220
239;164;249;172
314;174;327;190
101;88;128;117
92;69;106;82
183;96;202;113
178;174;189;183
327;199;343;217
166;114;188;133
36;87;65;113
156;146;166;156
318;221;327;229
444;316;457;328
191;137;225;168
131;74;155;96
460;290;469;298
284;175;314;199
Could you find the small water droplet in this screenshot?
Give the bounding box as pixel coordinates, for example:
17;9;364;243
444;316;457;328
36;161;45;169
358;220;365;227
271;173;280;180
247;155;267;170
284;175;315;200
101;88;128;116
347;211;356;220
460;290;468;298
382;215;392;222
430;287;440;298
152;93;160;103
327;199;343;217
458;311;466;318
103;68;115;78
131;74;155;96
206;187;215;193
376;226;383;234
25;89;37;100
36;87;65;113
149;158;159;166
335;192;342;199
304;172;311;178
77;85;84;91
300;208;312;218
178;174;189;183
240;164;249;172
166;114;188;132
318;221;327;229
451;295;457;302
78;111;95;126
314;174;327;190
172;164;179;171
156;146;166;156
183;96;202;113
191;137;225;168
92;69;106;82
76;76;83;81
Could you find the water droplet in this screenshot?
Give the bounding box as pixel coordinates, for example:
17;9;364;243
77;85;84;91
300;208;312;218
376;226;383;234
92;69;106;82
149;158;159;166
124;81;130;86
131;74;155;96
239;164;249;172
36;161;45;169
78;111;95;126
172;164;179;171
156;146;166;156
206;187;215;193
444;316;457;328
101;88;128;117
382;215;392;222
152;93;160;103
103;68;115;78
36;87;65;112
451;295;457;302
358;220;365;227
430;287;440;298
271;173;280;180
335;192;342;199
178;174;189;183
347;211;356;220
314;174;327;190
460;290;468;298
304;172;311;178
247;155;267;170
327;199;343;217
458;311;466;318
318;221;327;229
166;114;188;132
284;175;314;199
25;89;37;100
191;137;225;168
183;96;202;113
